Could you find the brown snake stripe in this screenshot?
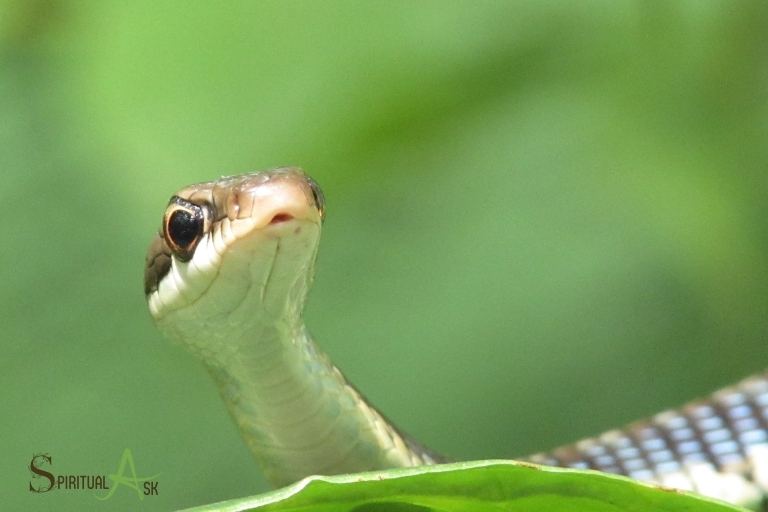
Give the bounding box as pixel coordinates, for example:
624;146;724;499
529;372;768;508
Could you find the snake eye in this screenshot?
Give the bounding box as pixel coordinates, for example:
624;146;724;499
307;178;325;221
163;197;209;261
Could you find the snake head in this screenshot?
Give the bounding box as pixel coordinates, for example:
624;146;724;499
144;167;324;360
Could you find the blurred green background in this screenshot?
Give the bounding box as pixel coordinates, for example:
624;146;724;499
2;1;767;510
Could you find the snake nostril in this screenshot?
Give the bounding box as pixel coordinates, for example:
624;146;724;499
269;213;294;224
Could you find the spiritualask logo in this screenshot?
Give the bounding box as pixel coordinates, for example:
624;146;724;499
29;449;159;500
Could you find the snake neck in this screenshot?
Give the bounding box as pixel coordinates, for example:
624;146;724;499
203;321;437;487
144;169;441;488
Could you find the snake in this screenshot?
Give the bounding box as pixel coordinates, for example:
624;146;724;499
144;167;768;509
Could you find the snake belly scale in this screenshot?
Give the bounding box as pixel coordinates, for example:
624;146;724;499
145;167;768;509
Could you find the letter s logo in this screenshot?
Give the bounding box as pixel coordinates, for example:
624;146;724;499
29;453;54;493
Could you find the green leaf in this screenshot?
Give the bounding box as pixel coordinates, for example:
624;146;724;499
180;460;751;512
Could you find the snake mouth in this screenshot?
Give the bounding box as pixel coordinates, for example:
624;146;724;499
269;213;295;225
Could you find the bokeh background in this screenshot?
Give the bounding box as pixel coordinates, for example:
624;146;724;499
2;1;767;510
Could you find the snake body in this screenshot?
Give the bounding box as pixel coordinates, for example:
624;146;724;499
145;167;767;508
